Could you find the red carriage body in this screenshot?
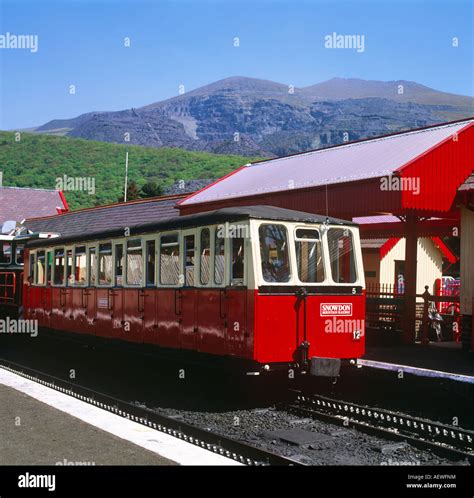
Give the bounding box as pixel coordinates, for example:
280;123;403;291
22;207;365;374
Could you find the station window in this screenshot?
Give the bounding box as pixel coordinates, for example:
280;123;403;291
145;240;156;286
160;233;180;285
327;228;357;283
98;243;112;286
231;237;245;283
74;246;87;286
184;234;195;286
53;248;65;285
200;228;211;285
15;245;25;265
295;229;324;283
88;247;97;286
259;224;291;283
214;231;225;285
0;242;12;265
115;244;124;286
126;239;143;286
66;249;74;285
36;250;46;285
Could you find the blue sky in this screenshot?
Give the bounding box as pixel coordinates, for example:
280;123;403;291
0;0;472;129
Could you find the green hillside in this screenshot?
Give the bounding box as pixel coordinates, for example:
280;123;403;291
0;131;260;210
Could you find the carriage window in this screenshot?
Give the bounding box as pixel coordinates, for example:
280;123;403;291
200;228;211;285
184;235;195;286
214;231;225;285
0;242;12;264
295;229;324;283
16;245;25;265
259;224;290;283
98;243;112;286
66;249;74;285
231;237;245;283
88;247;97;286
126;239;143;286
327;228;357;283
115;244;124;286
74;246;87;286
53;248;65;285
29;253;35;280
36;250;46;285
146;240;156;286
160;233;180;285
46;251;53;284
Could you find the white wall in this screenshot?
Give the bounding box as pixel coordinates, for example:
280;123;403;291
379;237;443;297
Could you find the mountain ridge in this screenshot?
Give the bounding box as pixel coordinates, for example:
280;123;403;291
29;76;474;156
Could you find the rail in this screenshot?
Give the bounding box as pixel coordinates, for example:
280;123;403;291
286;392;473;462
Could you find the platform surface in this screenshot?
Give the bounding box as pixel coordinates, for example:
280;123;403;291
360;343;474;382
0;368;239;466
0;384;175;465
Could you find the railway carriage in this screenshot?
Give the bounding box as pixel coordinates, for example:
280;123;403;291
0;235;26;317
22;206;366;376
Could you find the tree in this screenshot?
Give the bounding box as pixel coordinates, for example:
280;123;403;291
118;180;141;202
140;181;163;198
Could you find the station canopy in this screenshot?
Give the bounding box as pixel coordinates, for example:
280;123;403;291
179;119;474;220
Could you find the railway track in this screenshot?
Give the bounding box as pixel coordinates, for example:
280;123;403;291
286;391;474;463
0;359;301;466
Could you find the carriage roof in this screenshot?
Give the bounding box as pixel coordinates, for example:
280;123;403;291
26;205;356;248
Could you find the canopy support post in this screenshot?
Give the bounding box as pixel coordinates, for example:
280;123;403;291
403;213;418;344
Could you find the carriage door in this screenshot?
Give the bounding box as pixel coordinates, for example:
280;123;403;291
41;250;53;327
111;242;125;336
85;246;97;332
179;231;197;350
225;235;247;356
142;239;157;342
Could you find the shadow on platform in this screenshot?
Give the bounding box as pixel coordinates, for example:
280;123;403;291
362;342;473;378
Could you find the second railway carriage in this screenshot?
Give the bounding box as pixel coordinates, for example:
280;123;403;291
22;206;366;376
0;232;58;317
0;235;24;317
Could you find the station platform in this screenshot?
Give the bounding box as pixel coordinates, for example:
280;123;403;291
358;342;474;383
0;367;237;466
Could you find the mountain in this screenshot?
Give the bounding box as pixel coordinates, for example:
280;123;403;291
0;131;260;210
300;78;474;107
31;76;474;156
